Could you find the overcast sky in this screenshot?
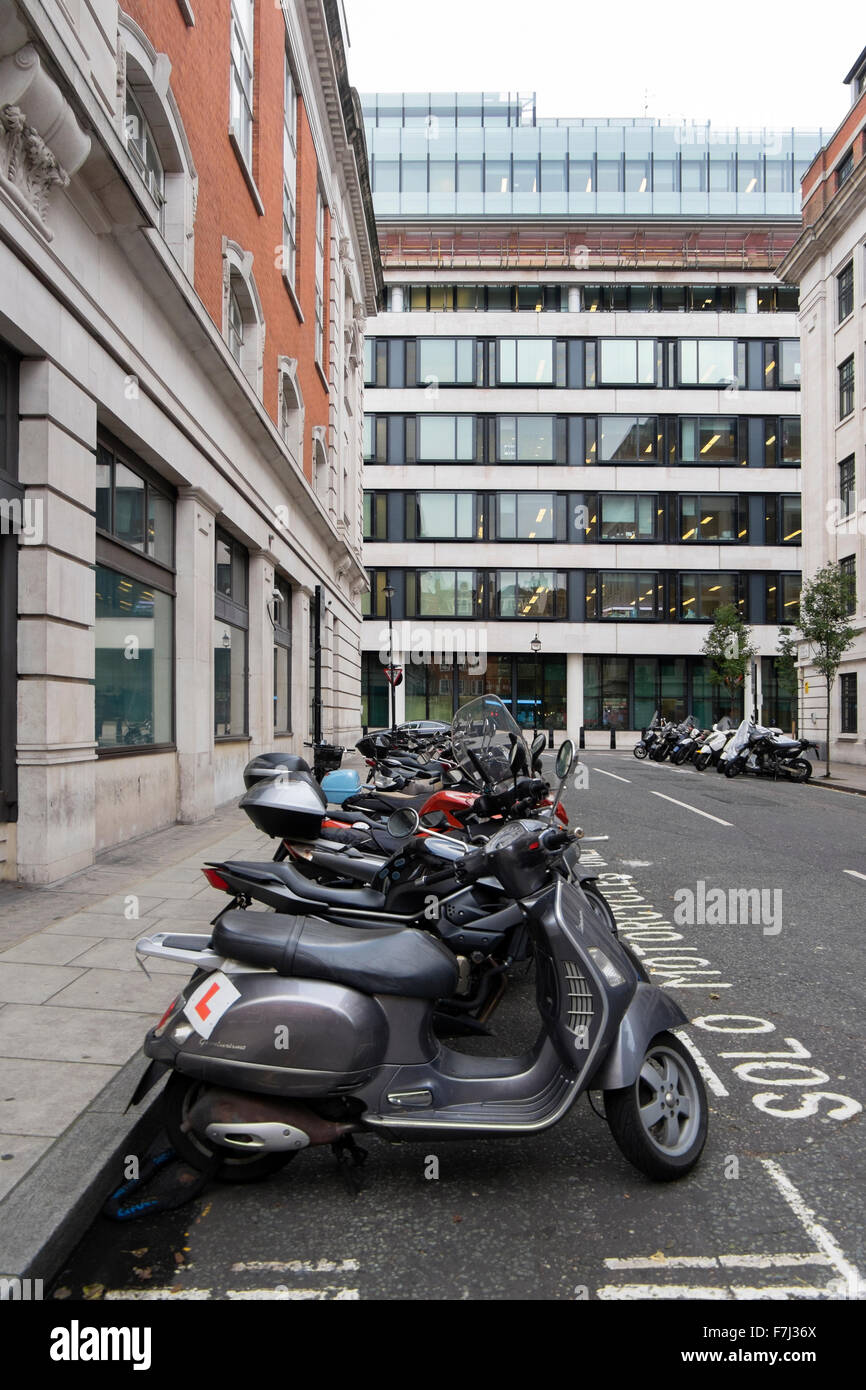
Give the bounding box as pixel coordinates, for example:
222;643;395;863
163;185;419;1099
342;0;862;134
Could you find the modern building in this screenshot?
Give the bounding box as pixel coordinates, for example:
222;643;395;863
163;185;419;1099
778;52;866;767
359;93;825;737
0;0;381;883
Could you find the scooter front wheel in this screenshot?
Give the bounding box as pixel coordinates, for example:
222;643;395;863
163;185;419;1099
581;883;618;938
632;744;648;760
163;1074;298;1184
604;1032;707;1181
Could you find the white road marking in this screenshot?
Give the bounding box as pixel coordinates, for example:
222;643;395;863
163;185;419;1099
604;1253;830;1271
591;767;631;783
843;869;866;882
673;1030;730;1097
105;1289;213;1299
227;1288;359;1300
620;860;652;868
761;1158;863;1296
230;1259;359;1274
648;790;733;827
596;1283;840;1300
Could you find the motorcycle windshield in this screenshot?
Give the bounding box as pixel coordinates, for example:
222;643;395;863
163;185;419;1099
451;695;529;790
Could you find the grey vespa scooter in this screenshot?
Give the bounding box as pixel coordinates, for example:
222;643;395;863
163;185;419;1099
131;704;708;1187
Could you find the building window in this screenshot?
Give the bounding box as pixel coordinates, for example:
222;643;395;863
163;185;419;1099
494;571;566;619
680;496;738;542
678;339;737;386
594;496;657;541
598;416;659;463
778;340;801;388
94;435;175;752
361;570;390;619
598;339;656;386
779;417;801;466
836;148;854;190
497;415;557;462
838;261;854;322
840;555;856;615
839;455;856;515
363;414;388;463
498;339;555;385
282;54;297;287
496;493;559;540
278;359;304;471
586;572;660;621
408;570;480;618
839;355;855;418
418;414;476;462
124;85;165;224
214;527;249;737
679;573;739;620
223;241;264;392
406;492;474;539
417;338;475;386
315;190;326;367
273;574;292;733
841;673;858;733
779;495;802;543
679;417;739;464
229;0;254;166
363;491;388;540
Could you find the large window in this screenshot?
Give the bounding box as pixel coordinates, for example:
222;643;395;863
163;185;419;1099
838;261;854;322
494;571;567;619
497;493;557;540
363;491;388;540
94;435;175;752
498;339;555;385
839;356;855;419
836;148;854;190
281;54;297;288
229;0;254;166
594;495;657;541
587;572;660;621
839;455;856;516
599;416;658;462
497;415;557;462
679;573;738;620
417;339;475;386
417;415;475;461
679;417;739;465
273;575;292;733
406;492;474;539
598;339;656;385
214;528;248;737
407;570;479;617
678;339;737;386
680;496;738;542
841;673;858;734
124;85;165;224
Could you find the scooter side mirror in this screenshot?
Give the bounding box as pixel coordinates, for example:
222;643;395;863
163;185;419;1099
387;807;420;839
509;739;529;777
555;739;575;781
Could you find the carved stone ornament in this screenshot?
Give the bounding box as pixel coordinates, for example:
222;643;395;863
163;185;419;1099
0;100;68;229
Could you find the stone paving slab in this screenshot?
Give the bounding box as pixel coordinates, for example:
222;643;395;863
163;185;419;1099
0;934;102;965
0;1134;54;1202
1;1058;119;1136
45;968;184;1014
0;963;88;1004
0;1003;157;1063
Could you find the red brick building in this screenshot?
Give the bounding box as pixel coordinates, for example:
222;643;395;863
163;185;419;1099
0;0;382;882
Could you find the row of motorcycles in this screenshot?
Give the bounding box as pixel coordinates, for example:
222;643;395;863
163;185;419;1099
633;712;817;782
128;696;708;1192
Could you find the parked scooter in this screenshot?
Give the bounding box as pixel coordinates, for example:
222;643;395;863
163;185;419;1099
721;720;816;782
693;719;735;771
633;711;662;760
131;705;708;1187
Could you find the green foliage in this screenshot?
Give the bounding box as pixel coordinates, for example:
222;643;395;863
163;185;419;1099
776;626;799;699
701;604;758;716
795;565;856;683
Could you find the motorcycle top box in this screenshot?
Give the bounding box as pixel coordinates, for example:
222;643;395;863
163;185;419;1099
240;773;326;839
243;752;312;790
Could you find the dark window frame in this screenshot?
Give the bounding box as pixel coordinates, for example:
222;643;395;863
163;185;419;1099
839;455;856;516
839;355;855;419
214;525;250;739
840;672;858;734
838;260;854;322
840;554;857;616
273;573;292;735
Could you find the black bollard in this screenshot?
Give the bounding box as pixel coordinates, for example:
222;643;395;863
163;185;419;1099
609;727;616;750
579;726;585;750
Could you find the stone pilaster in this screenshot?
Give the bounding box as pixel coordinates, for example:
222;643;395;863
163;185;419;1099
175;487;219;823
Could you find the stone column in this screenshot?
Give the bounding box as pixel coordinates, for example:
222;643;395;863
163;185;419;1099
389;285;404;313
248;549;276;756
746;286;759;314
291;583;312;750
175;487;219;823
566;652;583;740
16;361;97;883
567;285;582;312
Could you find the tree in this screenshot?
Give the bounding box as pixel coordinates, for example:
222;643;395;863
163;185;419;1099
776;626;800;734
702;604;758;721
786;564;856;778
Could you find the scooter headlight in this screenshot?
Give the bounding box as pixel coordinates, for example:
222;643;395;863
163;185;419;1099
587;946;626;988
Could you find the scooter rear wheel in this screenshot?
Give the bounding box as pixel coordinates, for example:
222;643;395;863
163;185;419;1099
788;758;812;783
163;1074;298;1184
604;1031;707;1181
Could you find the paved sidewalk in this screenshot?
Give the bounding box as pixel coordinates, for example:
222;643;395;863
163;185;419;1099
0;801;273;1204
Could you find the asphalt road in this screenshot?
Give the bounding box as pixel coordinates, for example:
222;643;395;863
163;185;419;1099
50;754;865;1304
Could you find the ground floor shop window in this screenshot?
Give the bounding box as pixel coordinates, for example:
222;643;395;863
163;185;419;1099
95;566;173;747
361;651;389;728
214;620;247;737
584;655;744;730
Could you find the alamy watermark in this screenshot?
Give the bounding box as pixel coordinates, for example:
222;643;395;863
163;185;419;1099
0;497;43;544
673;880;782;936
376;621;488;675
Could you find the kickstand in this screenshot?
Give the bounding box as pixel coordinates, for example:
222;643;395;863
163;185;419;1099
331;1135;368;1195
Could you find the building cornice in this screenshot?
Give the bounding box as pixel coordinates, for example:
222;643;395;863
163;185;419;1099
778;158;866;283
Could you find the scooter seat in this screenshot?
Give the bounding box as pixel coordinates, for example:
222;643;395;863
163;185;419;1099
213;910;458;999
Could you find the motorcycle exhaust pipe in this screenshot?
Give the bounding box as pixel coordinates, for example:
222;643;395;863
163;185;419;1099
186;1087;356;1155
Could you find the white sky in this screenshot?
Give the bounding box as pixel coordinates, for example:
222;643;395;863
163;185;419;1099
343;0;863;134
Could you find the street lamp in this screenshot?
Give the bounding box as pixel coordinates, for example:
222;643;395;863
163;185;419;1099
530;634;542;735
384;583;396;732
